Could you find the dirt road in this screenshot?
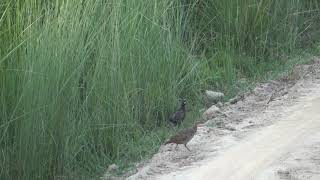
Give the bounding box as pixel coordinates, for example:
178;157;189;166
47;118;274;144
122;58;320;180
158;90;320;180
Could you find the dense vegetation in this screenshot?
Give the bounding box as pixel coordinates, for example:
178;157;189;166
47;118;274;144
1;0;319;179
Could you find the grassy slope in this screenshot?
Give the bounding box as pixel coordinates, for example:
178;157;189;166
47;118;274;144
0;0;319;179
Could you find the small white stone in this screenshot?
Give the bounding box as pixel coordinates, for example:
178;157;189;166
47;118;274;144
203;105;221;120
216;101;223;107
107;164;119;173
229;96;240;104
205;90;224;103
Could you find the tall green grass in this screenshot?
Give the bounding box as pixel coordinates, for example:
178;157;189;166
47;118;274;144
191;0;319;56
190;0;320;94
0;0;319;179
1;1;203;179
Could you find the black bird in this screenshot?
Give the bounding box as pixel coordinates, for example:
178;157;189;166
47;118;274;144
169;99;187;126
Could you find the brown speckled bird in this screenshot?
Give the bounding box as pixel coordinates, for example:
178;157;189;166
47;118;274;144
165;121;202;151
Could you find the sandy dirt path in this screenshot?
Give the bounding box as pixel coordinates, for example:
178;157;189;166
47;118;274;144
158;91;320;180
117;57;320;180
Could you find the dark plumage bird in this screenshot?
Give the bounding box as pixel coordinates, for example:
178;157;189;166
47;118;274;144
165;121;202;151
169;99;186;126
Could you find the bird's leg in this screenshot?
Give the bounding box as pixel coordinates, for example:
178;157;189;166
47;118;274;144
175;144;178;150
184;144;191;151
